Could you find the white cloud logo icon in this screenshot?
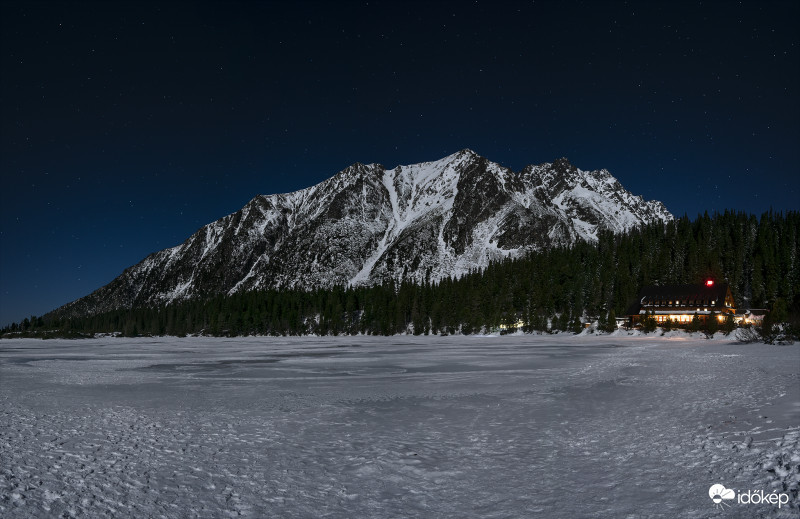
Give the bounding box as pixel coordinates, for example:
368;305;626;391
709;484;736;509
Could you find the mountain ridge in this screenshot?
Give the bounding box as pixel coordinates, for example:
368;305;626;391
50;150;672;319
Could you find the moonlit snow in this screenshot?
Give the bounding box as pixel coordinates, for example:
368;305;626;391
1;335;798;518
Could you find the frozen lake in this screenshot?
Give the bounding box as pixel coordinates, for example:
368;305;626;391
1;334;798;518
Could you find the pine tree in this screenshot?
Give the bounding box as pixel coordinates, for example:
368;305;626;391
687;313;701;333
605;310;617;333
642;310;657;333
721;314;736;335
662;317;673;332
705;310;719;337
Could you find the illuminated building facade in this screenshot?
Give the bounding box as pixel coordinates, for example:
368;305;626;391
626;280;736;325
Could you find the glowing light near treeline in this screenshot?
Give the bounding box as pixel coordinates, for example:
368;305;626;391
705;279;715;287
652;314;728;323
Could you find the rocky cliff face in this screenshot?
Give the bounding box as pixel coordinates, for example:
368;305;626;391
52;150;672;317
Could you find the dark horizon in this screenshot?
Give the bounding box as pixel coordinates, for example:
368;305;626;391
2;0;799;326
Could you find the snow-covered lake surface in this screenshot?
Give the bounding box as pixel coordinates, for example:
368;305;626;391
1;334;798;518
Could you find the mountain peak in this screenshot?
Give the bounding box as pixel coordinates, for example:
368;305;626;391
551;157;576;173
433;148;480;164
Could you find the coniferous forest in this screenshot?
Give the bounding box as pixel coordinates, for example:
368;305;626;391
3;210;799;338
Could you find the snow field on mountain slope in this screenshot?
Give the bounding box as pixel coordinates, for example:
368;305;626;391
1;336;796;518
350;156;463;286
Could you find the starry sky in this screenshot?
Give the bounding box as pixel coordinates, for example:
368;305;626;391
1;0;798;326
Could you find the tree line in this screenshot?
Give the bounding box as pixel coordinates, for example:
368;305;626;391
3;210;799;338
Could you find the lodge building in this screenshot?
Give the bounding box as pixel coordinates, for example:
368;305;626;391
626;280;736;326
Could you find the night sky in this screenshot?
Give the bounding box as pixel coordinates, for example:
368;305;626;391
2;1;798;326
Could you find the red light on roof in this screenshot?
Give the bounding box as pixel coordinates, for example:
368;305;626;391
705;279;714;287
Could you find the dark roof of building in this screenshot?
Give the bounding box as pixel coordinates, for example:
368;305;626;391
625;283;732;316
638;283;730;302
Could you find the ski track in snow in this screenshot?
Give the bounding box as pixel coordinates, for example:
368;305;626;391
1;335;797;518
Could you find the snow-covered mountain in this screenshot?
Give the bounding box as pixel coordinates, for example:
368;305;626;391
52;150;672;317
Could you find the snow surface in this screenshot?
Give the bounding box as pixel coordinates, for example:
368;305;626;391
1;335;797;518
